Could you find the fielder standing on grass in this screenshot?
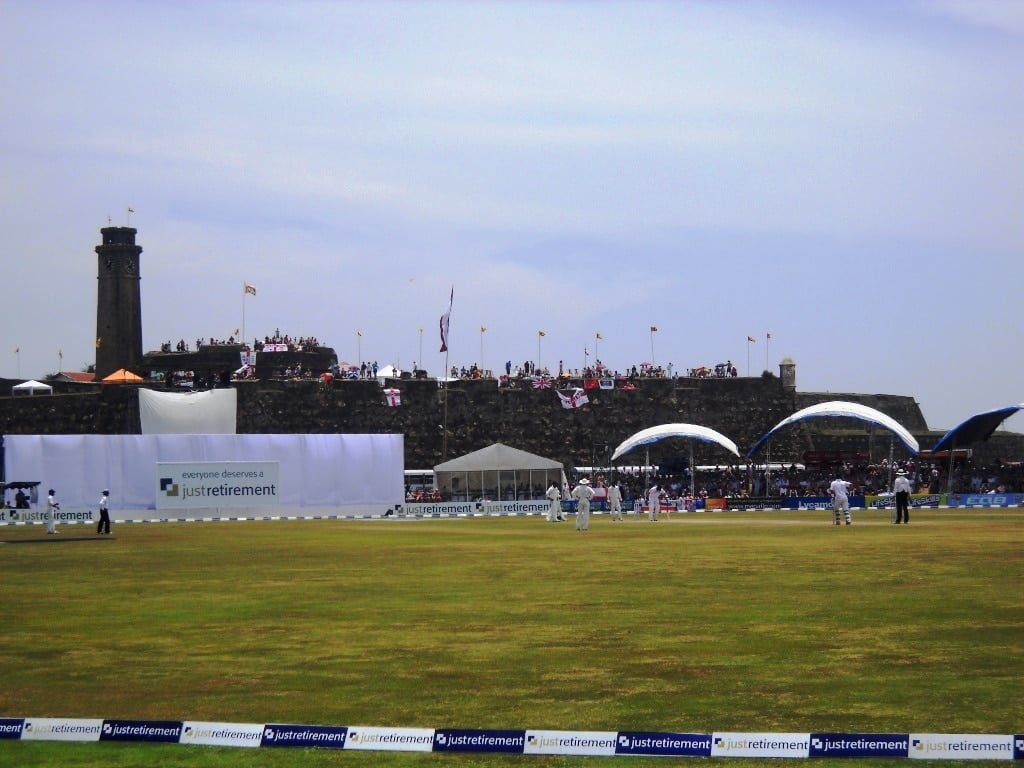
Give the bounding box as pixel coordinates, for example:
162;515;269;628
97;489;111;535
647;482;661;521
607;481;623;521
571;477;595;531
828;474;853;526
46;489;60;534
546;482;563;522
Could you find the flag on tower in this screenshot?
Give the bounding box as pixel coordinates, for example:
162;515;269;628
244;283;257;296
747;336;756;342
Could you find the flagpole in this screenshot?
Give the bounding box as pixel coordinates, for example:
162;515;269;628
765;332;771;374
595;333;601;364
443;345;450;459
479;325;485;372
747;337;751;377
649;326;657;365
241;283;246;346
15;347;20;378
418;326;423;372
440;286;454;461
537;331;544;373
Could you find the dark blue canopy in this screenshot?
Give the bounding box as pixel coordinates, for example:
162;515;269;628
930;404;1024;453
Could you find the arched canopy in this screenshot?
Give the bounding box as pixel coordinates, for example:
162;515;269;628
931;404;1024;453
746;400;920;458
611;423;740;462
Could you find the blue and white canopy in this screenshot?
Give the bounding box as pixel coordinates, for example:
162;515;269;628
611;423;740;461
746;400;920;458
930;404;1024;453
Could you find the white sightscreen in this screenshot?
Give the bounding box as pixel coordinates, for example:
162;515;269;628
4;434;403;509
139;389;238;434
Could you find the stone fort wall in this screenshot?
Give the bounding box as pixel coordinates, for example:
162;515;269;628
3;374;1020;470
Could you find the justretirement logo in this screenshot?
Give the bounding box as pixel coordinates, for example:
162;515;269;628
156;462;281;511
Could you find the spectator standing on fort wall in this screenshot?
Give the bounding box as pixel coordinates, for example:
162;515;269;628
572;478;595;531
893;470;911;524
97;489;111;535
46;489;60;534
647;482;661;521
546;482;563;522
829;475;853;526
607;482;623;521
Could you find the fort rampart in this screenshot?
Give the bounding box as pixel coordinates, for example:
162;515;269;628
3;374;1020;470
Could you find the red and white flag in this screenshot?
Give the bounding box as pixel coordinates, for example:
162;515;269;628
439;286;453;353
557;388;589;409
384;387;402;406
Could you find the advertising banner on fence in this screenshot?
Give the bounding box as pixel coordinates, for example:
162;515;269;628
948;493;1023;508
867;494;944;509
785;496;867;510
155;462;280;511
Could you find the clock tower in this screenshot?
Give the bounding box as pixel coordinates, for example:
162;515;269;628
95;226;143;380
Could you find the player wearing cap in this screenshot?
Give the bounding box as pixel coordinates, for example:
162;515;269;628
97;489;111;535
893;470;911;524
571;477;595;531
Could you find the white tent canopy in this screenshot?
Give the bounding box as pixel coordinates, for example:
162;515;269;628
611;424;740;497
376;364;400;382
612;423;740;461
746;400;920;457
434;443;564;502
12;379;52;396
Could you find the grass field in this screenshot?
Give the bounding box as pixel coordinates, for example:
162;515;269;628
1;508;1021;767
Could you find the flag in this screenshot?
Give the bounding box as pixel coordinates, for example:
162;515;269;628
128;206;134;214
584;378;599;390
538;330;546;337
384;387;402;406
599;378;615;390
13;346;18;354
95;337;102;348
596;332;603;340
58;349;63;360
480;325;487;333
558;388;589;409
439;286;453;353
767;332;772;339
650;325;658;332
531;376;552;389
748;335;756;342
233;328;240;337
244;283;257;296
357;329;363;337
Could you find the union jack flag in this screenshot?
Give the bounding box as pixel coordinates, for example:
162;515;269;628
531;376;552;389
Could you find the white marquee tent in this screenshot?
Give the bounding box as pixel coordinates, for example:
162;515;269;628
434;443;565;502
12;379;52;396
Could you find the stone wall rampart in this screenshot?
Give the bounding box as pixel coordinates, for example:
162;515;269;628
1;376;1019;469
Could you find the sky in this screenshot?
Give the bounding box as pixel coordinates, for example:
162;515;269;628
1;0;1021;432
